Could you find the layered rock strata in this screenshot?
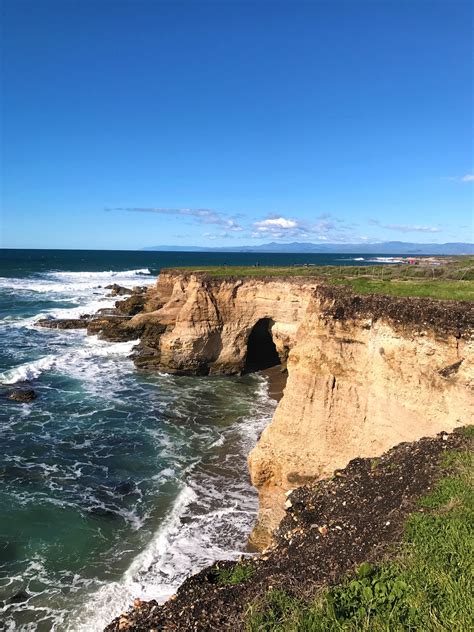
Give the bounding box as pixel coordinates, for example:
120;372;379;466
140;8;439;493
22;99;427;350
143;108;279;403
128;271;316;373
248;287;473;545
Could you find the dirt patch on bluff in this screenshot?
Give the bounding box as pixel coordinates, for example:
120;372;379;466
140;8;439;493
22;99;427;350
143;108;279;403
104;429;470;632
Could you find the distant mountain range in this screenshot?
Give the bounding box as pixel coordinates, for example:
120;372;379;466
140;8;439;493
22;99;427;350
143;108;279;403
143;241;474;255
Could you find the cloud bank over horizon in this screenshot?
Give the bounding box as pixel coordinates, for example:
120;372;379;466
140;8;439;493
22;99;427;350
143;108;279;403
106;206;468;245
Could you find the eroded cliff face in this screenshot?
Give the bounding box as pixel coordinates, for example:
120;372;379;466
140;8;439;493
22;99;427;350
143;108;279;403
248;298;473;546
109;271;473;547
130;271;316;374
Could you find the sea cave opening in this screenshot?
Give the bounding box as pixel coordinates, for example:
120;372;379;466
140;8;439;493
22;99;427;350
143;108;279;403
244;318;281;373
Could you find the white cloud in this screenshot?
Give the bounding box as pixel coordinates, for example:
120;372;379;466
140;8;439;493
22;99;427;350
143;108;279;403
225;219;244;232
251;216;311;240
369;219;441;233
254;217;298;230
249;214;366;243
105;206;245;231
445;174;474;182
108;205;450;245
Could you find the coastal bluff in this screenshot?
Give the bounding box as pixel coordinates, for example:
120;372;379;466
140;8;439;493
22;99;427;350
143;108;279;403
100;269;473;546
38;269;474;546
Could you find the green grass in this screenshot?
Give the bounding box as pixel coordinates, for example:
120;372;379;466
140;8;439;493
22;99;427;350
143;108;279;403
171;256;474;301
329;278;474;301
246;432;474;631
215;562;255;586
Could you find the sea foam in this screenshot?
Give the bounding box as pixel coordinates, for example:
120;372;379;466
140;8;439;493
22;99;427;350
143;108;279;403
0;339;139;385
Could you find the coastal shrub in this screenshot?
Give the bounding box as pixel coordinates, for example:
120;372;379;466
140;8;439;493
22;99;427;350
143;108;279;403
324;562;419;628
215;562;255;586
246;589;309;631
246;443;473;631
458;424;474;440
247;564;420;631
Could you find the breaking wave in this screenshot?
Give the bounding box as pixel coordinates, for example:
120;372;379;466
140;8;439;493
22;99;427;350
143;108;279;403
0;339;138;385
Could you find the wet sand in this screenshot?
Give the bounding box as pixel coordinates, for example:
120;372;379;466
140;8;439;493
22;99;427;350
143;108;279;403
261;364;288;402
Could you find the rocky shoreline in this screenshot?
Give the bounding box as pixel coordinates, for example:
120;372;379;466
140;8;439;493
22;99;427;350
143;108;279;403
35;282;148;331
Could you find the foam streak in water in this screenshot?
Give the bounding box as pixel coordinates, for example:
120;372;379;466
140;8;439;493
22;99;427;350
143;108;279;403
69;379;275;632
0;339;138;385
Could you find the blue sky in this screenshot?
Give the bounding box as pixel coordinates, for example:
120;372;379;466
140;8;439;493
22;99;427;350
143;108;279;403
1;0;472;249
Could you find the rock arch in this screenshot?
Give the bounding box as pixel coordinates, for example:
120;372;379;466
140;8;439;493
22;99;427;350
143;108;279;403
244;318;281;373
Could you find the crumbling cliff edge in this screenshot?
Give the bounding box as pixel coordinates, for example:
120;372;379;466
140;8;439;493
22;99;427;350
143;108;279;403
67;270;473;548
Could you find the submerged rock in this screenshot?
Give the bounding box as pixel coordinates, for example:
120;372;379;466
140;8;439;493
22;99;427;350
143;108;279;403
7;589;30;604
105;284;133;297
7;388;37;403
36;317;90;329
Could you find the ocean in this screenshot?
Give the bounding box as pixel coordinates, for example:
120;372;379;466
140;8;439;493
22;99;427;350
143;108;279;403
0;249;386;631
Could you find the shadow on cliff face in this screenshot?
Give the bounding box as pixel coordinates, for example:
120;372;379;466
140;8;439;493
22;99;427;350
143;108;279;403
243;318;281;373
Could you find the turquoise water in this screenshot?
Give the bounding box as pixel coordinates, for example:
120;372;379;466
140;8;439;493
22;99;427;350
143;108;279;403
0;249;382;631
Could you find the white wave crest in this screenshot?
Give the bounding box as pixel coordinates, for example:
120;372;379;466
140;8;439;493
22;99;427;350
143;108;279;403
0;339;138;386
49;268;152;280
68;378;275;632
66;484;197;631
0;268;154;295
367;257;404;263
0;355;56;385
0;267;156;329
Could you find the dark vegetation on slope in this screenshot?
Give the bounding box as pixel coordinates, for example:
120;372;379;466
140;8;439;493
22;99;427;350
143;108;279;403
247;427;474;632
104;427;473;632
315;285;473;338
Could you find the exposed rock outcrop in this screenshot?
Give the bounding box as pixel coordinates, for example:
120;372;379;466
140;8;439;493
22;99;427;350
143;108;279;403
248;290;473;545
7;388;37;402
129;271;316;374
36;317;91;329
114;291;147;316
36;286;152;337
105;283;133;296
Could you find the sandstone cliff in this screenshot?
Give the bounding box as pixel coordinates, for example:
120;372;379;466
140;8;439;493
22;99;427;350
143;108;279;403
129;271;315;374
248;289;473;545
98;271;474;546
